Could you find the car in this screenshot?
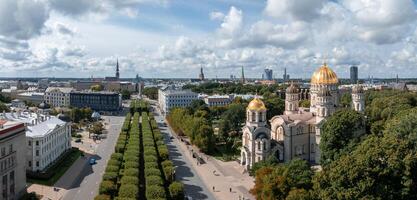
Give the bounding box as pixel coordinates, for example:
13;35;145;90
75;138;82;143
89;158;96;165
170;136;174;140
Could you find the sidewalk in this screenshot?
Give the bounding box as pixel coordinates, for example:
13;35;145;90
171;128;255;200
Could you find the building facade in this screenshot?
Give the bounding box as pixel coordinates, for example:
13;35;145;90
158;89;198;115
0;121;27;200
44;87;74;107
241;63;365;169
263;68;273;80
350;65;358;84
70;91;122;112
203;95;233;107
2;111;72;172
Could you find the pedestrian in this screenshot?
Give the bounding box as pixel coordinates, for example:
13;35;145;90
230;187;232;193
212;186;215;192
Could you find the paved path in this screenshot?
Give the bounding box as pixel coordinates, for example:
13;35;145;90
59;115;125;200
152;105;255;200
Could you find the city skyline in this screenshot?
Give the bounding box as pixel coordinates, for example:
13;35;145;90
1;0;417;78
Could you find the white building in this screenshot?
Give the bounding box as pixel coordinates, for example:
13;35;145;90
10;99;26;109
241;63;366;169
1;111;72;172
44;87;74;107
202;95;233;107
158;89;198;115
0;121;27;199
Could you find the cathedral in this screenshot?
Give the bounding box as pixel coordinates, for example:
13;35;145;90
240;63;365;169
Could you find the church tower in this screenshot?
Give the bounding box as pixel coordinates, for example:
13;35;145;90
246;97;267;127
352;84;365;113
315;87;334;120
116;59;120;79
284;83;300;115
310;62;339;115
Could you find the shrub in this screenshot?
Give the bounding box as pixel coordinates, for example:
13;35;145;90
146;185;166;199
107;159;121;167
146;175;163;186
124;155;139;162
144;149;157;156
163;165;174;183
144;155;157;162
111;153;123;161
161;160;173;168
145;162;158;169
169;182;185;200
118;184;138;198
115;144;125;153
158;148;169;161
103;172;118;182
105;165;119;173
124;161;139;169
124;168;139;177
99;181;116;195
94;194;111;200
145;168;161;177
120;176;139;185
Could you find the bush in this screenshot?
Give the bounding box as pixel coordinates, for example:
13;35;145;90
111;153;123;161
144;149;157;156
94;194;111;200
107;159;121;167
120;175;139;185
124;161;139;169
146;185;166;199
105;165;119;173
169;182;184;200
145;162;158;169
124;168;139;177
99;181;116;195
158;147;169;161
144;155;157;162
145;168;161;177
146;175;163;186
161;160;173;168
124;155;139;162
118;184;138;198
164;165;174;183
103;172;118;182
115;144;125;153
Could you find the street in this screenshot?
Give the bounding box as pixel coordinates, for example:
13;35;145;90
152;105;216;200
58;115;125;200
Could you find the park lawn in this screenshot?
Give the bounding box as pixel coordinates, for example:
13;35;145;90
27;148;83;186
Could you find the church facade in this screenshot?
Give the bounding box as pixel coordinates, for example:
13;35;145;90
240;63;365;169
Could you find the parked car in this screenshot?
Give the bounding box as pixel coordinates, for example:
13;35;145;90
75;138;82;143
89;158;96;165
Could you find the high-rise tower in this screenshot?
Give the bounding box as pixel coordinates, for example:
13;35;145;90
116;59;120;79
241;66;245;84
199;67;205;81
350;66;358;84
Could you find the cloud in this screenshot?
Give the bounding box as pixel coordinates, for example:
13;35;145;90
0;0;49;39
265;0;326;21
210;11;225;21
49;0;102;16
218;7;243;38
55;23;75;36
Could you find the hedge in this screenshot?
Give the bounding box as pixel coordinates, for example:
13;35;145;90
124;168;139;177
169;182;185;200
99;181;116;195
120;176;139;186
103;172;118;182
105;165;119;173
94;194;111;200
111;153;123;161
118;184;138;198
146;185;166;199
146;175;163;186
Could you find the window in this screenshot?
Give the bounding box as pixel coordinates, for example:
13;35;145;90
2;175;7;198
28;161;32;167
36;150;39;156
1;147;5;156
36;141;39;146
257;141;261;151
9;144;12;153
36;161;39;167
28;141;32;146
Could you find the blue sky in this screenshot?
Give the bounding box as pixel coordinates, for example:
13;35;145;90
0;0;417;79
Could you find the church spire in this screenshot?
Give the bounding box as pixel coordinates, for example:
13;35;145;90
241;66;245;84
116;58;120;79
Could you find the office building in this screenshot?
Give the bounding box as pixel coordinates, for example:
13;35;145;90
0;121;27;199
70;91;122;112
44;87;74;108
203;95;233;107
158;89;198;115
263;69;273;81
2;111;72;172
350;66;358;84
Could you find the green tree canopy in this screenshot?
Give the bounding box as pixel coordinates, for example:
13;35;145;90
320;109;366;165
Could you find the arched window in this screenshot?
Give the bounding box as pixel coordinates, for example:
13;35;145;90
252;112;256;122
257;141;261;151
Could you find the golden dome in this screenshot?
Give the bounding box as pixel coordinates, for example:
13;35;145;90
311;63;339;85
247;97;266;111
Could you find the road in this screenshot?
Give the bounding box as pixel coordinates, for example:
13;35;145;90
152;105;216;200
58;115;125;200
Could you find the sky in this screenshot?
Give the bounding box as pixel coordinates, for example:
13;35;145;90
0;0;417;79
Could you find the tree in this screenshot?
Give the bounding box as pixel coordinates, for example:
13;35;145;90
339;93;352;108
320;109;366;165
0;102;9;112
187;99;208;114
250;159;313;200
89;122;104;138
299;99;310;108
121;90;131;100
263;97;285;120
313;134;417;200
142;87;158;100
91;84;103;91
169;182;185;200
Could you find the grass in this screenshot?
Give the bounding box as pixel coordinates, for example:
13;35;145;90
27;148;82;186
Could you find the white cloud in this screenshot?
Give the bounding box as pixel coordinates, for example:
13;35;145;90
265;0;326;21
218;7;243;38
210;11;225;21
